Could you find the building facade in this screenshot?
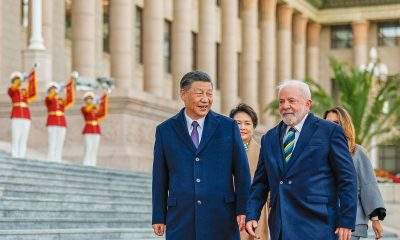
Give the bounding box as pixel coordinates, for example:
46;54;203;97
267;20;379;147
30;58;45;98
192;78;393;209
0;0;399;172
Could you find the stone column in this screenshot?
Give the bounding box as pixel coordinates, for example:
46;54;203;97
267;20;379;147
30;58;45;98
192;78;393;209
110;0;133;89
352;20;369;67
259;0;277;129
292;13;307;81
143;0;164;97
42;0;52;51
23;0;51;87
172;0;192;98
28;0;45;50
71;0;96;79
197;0;216;83
220;0;238;114
240;0;258;111
306;22;321;82
277;4;293;83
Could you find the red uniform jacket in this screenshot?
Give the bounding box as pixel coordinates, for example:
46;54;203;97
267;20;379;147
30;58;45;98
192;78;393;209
8;87;31;119
81;105;102;134
45;96;67;127
81;95;108;134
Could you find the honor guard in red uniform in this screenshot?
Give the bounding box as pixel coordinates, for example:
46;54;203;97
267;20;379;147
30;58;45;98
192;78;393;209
81;91;108;166
45;79;75;162
8;70;37;158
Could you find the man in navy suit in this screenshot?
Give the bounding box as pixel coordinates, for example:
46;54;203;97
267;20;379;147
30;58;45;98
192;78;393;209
152;71;251;239
246;80;357;240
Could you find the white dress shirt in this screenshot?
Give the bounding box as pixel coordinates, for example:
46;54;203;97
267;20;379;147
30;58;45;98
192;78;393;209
283;113;309;150
184;111;205;142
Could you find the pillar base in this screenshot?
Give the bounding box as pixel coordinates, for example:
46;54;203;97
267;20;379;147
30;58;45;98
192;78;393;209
23;49;52;90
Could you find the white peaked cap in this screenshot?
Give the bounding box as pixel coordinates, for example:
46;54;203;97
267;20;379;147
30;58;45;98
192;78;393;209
83;91;95;100
47;82;59;91
9;71;23;81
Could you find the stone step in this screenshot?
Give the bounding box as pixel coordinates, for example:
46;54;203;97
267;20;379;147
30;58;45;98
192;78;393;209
0;164;152;184
0;208;150;219
0;177;151;193
0;197;152;212
0;188;151;203
0;228;164;240
0;181;150;197
0;155;158;239
0;218;151;230
0;156;152;180
0;170;151;189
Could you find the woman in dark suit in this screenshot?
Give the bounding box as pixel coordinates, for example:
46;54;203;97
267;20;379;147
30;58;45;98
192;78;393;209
230;103;269;240
324;106;386;240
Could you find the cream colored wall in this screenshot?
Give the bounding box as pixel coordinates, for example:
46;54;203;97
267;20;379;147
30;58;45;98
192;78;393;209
369;22;400;75
318;22;400;96
1;0;22;85
51;0;67;83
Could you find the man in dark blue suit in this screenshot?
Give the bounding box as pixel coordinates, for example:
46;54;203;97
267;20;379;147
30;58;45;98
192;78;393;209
246;80;357;240
152;71;251;239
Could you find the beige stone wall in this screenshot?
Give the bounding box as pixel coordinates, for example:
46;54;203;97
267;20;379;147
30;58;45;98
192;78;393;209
0;0;22;85
2;0;400;172
318;22;400;95
50;0;67;83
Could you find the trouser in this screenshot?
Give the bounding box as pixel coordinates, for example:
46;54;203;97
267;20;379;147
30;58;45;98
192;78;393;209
83;134;101;166
47;126;66;162
350;236;360;240
11;118;31;158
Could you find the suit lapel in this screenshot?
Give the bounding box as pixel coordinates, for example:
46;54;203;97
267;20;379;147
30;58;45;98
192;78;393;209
197;111;220;154
172;109;197;153
283;113;319;175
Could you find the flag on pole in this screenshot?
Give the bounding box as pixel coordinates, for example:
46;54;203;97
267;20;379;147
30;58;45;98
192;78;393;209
97;95;108;121
27;68;38;103
64;79;75;109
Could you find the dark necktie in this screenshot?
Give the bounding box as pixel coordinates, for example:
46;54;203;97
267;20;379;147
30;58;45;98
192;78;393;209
191;121;199;149
283;127;297;162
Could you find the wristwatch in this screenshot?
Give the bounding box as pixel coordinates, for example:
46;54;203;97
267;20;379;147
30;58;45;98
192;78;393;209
371;216;379;221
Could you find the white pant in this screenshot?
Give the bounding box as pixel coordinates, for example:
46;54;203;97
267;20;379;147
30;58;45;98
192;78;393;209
47;126;66;162
83;134;101;166
11;119;31;158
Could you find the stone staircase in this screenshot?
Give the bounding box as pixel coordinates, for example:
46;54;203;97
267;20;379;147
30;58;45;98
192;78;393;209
0;151;163;240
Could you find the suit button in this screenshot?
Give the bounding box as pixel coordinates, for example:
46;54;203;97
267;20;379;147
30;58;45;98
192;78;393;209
197;200;202;205
196;178;201;183
280;181;284;184
288;180;292;185
195;157;200;162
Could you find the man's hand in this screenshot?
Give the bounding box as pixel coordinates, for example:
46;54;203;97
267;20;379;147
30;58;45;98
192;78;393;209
335;227;352;240
372;220;384;239
246;220;260;239
236;215;246;232
152;224;165;236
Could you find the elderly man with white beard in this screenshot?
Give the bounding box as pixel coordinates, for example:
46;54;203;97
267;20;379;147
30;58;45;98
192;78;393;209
245;80;357;240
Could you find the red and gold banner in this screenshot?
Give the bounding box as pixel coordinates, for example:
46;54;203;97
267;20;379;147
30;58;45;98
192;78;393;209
97;95;108;121
64;79;75;109
27;68;38;103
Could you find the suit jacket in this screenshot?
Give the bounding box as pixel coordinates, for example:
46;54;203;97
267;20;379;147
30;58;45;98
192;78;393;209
353;144;385;226
152;108;251;240
246;113;357;240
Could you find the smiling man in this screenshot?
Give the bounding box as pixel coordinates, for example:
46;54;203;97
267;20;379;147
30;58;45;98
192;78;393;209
246;80;357;240
152;71;251;240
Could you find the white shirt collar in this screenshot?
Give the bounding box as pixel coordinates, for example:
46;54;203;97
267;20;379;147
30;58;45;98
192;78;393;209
285;113;309;134
184;110;205;130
